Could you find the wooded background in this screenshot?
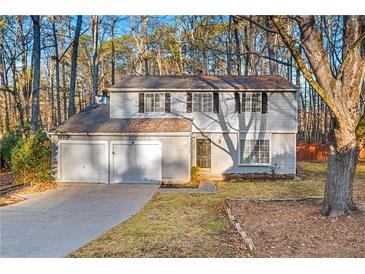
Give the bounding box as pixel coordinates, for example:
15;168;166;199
0;16;364;143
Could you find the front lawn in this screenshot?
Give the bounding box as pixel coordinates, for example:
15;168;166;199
68;162;365;258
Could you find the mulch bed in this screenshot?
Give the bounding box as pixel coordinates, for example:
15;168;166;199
160;182;199;188
223;173;295;181
228;199;365;257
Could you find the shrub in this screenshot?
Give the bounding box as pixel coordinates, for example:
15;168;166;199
11;129;53;185
0;129;22;169
190;166;201;185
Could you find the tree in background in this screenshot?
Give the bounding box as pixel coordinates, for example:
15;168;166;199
68;15;83;118
30;15;41;132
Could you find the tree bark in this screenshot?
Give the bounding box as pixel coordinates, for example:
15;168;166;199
91;15;99;103
232;17;241;76
266;18;278;75
31;15;41;132
111;16;116;85
68;15;83;118
324;131;360;216
51;16;62;125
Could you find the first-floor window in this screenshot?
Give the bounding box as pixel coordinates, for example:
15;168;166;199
145;93;165;112
240;139;270;164
192;93;213;112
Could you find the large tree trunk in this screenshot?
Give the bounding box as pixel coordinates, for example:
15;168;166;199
324;142;360;216
68;15;82;118
31;15;41;132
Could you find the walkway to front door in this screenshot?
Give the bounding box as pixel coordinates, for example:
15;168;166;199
196;139;211;169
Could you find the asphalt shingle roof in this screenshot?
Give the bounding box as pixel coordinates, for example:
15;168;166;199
50;104;192;134
108;75;298;92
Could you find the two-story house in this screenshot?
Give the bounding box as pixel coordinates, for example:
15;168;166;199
49;75;298;184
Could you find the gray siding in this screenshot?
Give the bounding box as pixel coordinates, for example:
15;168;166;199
192;132;296;174
110;91;297;133
51;134;191;183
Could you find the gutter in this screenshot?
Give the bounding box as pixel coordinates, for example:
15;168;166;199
108;88;298;92
47;132;191;137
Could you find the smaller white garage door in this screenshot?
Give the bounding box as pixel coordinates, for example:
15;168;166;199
59;141;108;183
111;141;161;184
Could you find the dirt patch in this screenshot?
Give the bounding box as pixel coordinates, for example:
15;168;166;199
0;172;14;188
228;199;365;257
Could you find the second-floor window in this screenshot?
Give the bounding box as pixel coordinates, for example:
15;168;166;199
192;93;213;112
241;92;262;113
144;93;165;112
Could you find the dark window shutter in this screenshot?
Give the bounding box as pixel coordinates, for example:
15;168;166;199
213;92;219;113
186;92;192;113
139;93;144;113
262;92;268;113
165;93;171;113
234;92;241;113
241;93;246;112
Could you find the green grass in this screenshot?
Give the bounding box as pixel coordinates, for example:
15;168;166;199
68;162;365;258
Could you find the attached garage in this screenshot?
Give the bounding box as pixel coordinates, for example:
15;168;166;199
49;104;192;184
58;141;108;183
111;141;162;184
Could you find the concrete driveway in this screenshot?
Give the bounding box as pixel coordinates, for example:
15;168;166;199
0;183;158;258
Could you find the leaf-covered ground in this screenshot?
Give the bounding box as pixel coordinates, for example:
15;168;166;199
68;162;365;258
229;199;365;257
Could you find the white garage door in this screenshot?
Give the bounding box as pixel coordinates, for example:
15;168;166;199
111;141;161;184
59;141;108;183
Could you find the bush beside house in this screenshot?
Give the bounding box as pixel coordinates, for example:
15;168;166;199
1;129;54;189
11;130;54;186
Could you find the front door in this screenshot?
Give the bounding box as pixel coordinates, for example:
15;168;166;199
196;139;211;169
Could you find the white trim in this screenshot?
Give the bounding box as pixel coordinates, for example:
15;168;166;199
58;140;109;183
110;141;162;184
237;133;272;167
108;88;298;92
294;132;297;174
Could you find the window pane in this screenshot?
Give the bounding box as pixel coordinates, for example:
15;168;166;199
240;138;270;164
145;93;165;112
252;93;261;112
193;93;202;112
193;93;212;112
145;93;154;112
241;92;262;113
242;92;252;112
202;93;213;112
155;93;165;112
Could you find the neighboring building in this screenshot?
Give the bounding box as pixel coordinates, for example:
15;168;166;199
49;75;298;184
